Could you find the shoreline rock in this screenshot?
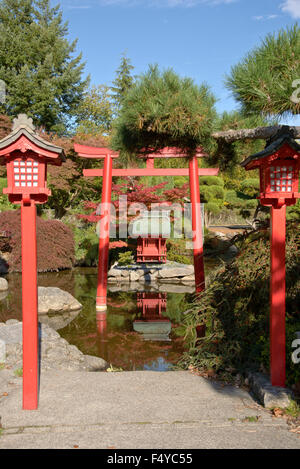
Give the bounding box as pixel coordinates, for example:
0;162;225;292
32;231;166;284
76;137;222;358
0;276;8;291
38;287;82;315
108;261;196;285
0;320;107;372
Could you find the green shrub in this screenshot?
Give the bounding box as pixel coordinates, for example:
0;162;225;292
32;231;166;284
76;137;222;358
240;178;260;198
0;210;75;272
178;224;300;387
166;239;193;265
118;250;134;266
199;176;224;187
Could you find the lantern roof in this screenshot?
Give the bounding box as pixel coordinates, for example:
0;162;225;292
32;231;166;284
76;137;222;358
241;127;300;170
0;114;65;165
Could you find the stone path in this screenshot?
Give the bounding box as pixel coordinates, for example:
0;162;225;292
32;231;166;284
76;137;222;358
0;369;299;449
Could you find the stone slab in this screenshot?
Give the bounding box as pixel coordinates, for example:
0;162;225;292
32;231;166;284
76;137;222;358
247;371;294;409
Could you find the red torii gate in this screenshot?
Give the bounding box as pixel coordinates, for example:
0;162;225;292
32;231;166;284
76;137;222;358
74;144;219;312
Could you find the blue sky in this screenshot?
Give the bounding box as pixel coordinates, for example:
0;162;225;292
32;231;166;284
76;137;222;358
57;0;300;125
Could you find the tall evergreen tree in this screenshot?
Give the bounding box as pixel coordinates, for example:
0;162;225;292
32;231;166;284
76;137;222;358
0;0;89;132
76;84;115;136
111;52;134;110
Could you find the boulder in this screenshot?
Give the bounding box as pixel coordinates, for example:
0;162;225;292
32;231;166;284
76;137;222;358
157;265;194;278
181;274;195;282
108;268;122;278
0;277;8;291
130;271;140;282
38;287;82;315
158;262;194;278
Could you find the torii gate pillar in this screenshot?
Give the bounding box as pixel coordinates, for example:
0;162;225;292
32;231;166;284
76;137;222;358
189;154;205;291
96;154;113;311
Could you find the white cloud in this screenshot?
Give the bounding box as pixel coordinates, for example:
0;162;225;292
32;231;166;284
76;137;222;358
252;14;279;21
281;0;300;19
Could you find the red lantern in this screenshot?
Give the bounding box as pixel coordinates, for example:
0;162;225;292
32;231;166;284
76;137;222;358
0;115;65;410
241;131;300;208
241;129;300;387
0;114;64;205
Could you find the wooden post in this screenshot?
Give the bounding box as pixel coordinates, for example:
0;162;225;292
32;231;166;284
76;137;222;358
189;155;205;293
270;205;286;387
21;200;38;410
96;155;113;312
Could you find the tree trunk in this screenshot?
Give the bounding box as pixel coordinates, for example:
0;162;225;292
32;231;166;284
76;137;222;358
212;125;300;143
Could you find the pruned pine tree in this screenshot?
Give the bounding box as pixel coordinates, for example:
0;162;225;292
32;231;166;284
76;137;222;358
111;65;216;161
225;24;300;118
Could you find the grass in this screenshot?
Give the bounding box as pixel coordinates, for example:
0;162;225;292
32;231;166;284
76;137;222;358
14;368;23;377
242;416;261;423
285;400;300;419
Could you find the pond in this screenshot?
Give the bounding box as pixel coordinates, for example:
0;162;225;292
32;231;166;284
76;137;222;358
0;260;219;371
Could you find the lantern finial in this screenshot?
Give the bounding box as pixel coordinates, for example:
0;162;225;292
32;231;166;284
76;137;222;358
12;114;35;133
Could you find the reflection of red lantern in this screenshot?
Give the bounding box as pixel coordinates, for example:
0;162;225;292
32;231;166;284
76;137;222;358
137;292;167;319
241;130;300;387
134;292;171;342
0;115;65;410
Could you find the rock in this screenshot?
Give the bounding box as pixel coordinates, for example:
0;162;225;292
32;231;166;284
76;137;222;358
246;371;294;409
181;274;195;282
130;271;140;282
5;319;19;326
157;265;194;279
108;268;122;278
0;277;8;291
38;287;82;315
0;320;108;372
83;355;108;371
0;339;5;362
0;322;23;344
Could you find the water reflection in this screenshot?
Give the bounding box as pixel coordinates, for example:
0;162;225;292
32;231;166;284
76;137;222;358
133;292;171;342
0;268;198;371
89;287;189;371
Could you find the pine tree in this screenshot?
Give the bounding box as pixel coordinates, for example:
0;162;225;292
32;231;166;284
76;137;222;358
111;65;216;159
225;24;300;117
111;52;134;110
0;0;89;132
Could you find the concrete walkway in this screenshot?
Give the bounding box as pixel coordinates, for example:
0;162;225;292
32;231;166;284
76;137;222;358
0;369;299;449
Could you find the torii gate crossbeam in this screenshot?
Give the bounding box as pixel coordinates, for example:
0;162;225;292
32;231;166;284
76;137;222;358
75;144;219;311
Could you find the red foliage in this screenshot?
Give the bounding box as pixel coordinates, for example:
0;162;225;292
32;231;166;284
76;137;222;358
0;114;12;140
163;183;189;202
78;180;189;225
109;241;128;249
0;210;75;272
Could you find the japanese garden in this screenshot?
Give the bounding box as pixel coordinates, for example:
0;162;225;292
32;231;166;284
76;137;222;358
0;0;299;450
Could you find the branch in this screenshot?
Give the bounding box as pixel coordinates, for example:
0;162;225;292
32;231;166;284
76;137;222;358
212;125;300;143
